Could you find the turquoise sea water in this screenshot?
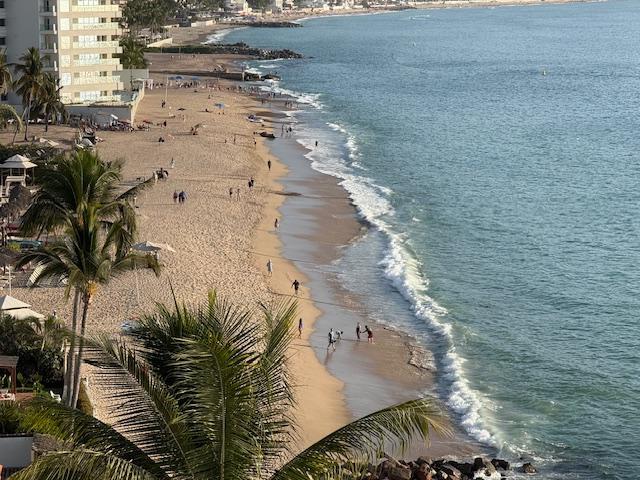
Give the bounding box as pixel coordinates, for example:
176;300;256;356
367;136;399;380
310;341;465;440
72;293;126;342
225;2;640;478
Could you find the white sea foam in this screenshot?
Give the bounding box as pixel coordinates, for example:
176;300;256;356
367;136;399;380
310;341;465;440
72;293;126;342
279;95;497;447
203;27;243;45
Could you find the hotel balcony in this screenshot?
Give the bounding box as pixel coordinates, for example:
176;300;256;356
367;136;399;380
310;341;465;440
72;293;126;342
71;40;120;49
72;59;122;70
72;75;122;86
70;4;121;16
40;5;57;16
40;43;58;54
40;23;58;35
71;22;120;32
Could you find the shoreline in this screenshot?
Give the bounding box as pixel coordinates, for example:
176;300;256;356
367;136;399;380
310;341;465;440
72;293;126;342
254;98;481;457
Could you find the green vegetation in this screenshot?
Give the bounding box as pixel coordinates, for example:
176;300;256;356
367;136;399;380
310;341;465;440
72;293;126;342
0;315;65;389
13;47;44;142
121;0;177;37
10;293;450;480
119;37;148;69
17;151;159;408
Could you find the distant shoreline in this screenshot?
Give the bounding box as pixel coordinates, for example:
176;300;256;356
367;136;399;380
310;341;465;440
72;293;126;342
169;0;602;46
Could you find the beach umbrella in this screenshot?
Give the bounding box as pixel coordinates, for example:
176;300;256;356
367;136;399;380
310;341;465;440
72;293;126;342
177;107;186;111
215;103;225;109
0;295;31;311
132;241;176;253
7;308;44;320
175;75;184;80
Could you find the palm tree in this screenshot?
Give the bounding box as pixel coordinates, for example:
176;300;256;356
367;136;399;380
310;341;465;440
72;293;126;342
120;36;148;69
17;150;159;408
35;73;66;132
0;104;23;135
0;50;13;97
13;293;451;480
13;47;45;142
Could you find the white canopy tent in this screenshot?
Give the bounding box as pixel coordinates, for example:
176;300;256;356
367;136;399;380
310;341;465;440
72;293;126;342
7;308;44;320
0;295;31;311
0;155;37;170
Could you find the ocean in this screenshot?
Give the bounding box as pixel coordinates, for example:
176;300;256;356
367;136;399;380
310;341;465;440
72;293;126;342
223;2;640;478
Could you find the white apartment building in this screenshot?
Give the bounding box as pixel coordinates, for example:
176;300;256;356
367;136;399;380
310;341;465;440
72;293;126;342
1;0;124;107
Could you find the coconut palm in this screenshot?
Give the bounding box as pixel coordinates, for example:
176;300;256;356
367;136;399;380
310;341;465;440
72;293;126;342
35;73;66;132
120;36;148;69
13;293;451;480
0;104;23;135
13;47;45;142
0;50;13;96
17;150;158;408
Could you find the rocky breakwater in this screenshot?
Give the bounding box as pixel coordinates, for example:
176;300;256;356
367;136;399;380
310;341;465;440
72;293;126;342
146;43;303;60
356;456;538;480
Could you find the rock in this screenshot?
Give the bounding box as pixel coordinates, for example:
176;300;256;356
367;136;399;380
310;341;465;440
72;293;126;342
388;465;411;480
521;463;537;474
448;461;474;478
441;464;462;479
417;457;433;466
414;464;433;480
490;459;510;471
473;458;485;472
435;471;449;480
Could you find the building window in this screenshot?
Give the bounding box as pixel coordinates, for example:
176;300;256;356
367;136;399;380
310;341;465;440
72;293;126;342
0;20;5;27
0;38;5;46
0;1;5;7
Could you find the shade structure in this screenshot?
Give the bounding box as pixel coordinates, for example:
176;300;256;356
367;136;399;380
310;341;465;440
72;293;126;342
0;295;32;311
132;241;176;253
6;308;44;320
0;154;37;169
215;103;225;109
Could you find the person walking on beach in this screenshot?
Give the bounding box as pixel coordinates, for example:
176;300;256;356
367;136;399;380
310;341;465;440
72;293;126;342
298;318;303;338
229;187;233;199
365;325;373;344
267;159;272;171
236;188;240;200
274;218;279;230
292;279;300;295
356;322;362;341
170;157;175;169
327;328;336;351
266;259;273;276
173;190;178;204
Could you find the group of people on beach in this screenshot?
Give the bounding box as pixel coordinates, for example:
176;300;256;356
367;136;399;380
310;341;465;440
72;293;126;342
327;322;373;351
173;190;188;204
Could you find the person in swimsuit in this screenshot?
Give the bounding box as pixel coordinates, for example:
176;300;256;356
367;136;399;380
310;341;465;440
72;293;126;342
292;279;300;295
298;318;303;338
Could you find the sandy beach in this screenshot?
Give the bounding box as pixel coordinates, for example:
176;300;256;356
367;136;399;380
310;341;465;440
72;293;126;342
0;61;351;449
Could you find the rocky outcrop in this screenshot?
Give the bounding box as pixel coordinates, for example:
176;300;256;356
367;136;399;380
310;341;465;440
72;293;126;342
146;43;303;60
346;456;535;480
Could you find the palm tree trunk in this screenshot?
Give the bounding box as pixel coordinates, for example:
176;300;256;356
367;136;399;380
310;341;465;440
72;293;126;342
62;289;81;406
23;95;32;142
70;293;90;409
45;112;49;132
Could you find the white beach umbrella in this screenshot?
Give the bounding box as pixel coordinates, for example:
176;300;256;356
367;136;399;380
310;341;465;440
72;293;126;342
7;308;45;320
37;138;60;148
0;295;31;311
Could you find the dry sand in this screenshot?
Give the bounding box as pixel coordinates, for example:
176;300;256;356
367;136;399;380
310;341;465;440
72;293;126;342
1;70;348;448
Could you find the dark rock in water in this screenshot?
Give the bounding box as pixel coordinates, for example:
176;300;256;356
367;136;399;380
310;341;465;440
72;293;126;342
448;461;474;478
521;463;537;474
417;457;433;466
473;457;485;472
388;465;411;480
491;459;510;471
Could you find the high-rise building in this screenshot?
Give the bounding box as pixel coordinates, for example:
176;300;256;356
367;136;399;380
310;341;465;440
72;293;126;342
1;0;124;107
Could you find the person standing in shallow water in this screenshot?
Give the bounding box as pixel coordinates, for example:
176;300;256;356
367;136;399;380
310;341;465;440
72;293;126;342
327;328;336;351
365;325;373;344
356;322;361;341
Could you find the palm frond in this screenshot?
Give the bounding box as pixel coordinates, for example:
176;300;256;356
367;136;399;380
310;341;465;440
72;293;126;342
272;398;452;480
18;398;167;479
11;450;159;480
